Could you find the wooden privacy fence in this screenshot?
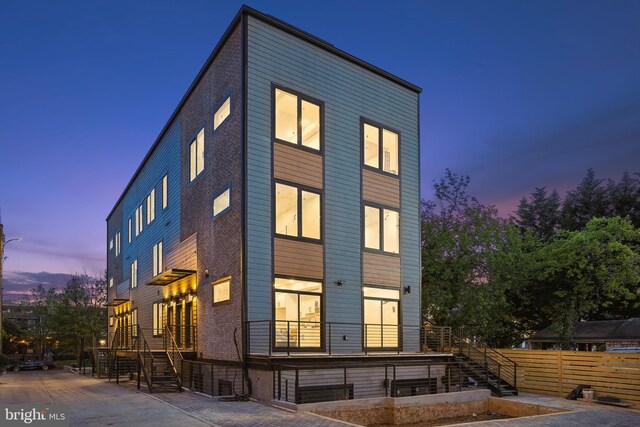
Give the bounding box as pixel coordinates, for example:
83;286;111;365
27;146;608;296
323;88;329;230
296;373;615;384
498;349;640;408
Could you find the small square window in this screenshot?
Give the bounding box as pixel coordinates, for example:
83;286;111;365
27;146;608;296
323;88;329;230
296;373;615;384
212;277;231;304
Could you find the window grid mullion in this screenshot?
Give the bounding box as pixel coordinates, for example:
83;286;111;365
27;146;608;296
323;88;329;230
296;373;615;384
297;97;302;146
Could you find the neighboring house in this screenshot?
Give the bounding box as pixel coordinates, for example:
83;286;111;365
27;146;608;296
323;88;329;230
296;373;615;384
530;318;640;351
106;6;430;401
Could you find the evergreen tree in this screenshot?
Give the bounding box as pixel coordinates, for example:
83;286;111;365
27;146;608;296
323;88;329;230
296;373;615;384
561;169;608;230
514;187;561;241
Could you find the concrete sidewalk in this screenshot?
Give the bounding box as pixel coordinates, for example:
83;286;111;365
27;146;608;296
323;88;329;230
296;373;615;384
0;370;351;426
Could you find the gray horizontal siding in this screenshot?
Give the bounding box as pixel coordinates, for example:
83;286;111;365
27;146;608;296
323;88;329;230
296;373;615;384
120;120;182;329
247;17;420;338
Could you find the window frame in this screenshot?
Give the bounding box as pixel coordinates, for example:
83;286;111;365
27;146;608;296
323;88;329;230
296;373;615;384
362;285;402;350
273;179;323;243
212;184;232;219
362;202;400;255
162;175;168;209
361;118;401;178
212;276;232;305
130;259;138;289
272;84;324;153
189;127;205;183
152;301;164;337
213;95;231;131
272;275;324;351
146;189;156;224
128;218;132;243
152;241;163;277
131;308;138;337
115;231;121;257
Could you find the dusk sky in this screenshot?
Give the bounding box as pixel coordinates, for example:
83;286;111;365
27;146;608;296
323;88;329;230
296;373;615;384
1;0;639;296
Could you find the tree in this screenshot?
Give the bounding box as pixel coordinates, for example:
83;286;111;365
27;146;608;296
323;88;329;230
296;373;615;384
514;187;562;241
528;217;640;348
29;274;107;358
561;169;608;230
607;172;640;228
422;170;527;346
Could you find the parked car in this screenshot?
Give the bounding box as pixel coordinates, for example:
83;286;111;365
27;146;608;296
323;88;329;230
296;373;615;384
12;360;56;372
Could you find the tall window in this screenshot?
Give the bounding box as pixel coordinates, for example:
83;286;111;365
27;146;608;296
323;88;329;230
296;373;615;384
363;286;399;348
109;277;113;288
153;302;164;336
189;128;205;181
213;187;231;218
146;189;155;224
128;218;132;243
275;183;321;240
131;308;138;337
152;241;163;277
130;259;138;288
109;239;113;251
363;122;399;175
135;205;143;236
274;88;321;150
214;97;231;130
212;277;231;304
162;175;168;209
115;232;121;256
274;278;322;348
364;205;399;254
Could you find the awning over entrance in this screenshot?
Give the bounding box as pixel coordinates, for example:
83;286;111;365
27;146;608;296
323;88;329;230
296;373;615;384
105;298;129;307
146;268;196;286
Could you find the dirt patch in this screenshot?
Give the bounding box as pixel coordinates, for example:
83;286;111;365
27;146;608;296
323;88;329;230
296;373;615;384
371;411;512;426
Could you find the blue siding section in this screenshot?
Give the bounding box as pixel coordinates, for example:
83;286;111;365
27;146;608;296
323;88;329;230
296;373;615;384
246;18;420;344
121;120;182;296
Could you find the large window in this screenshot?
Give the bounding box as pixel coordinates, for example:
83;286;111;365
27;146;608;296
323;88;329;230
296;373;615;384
146;189;155;224
130;259;138;288
189;128;205;182
108;277;113;288
213;187;231;218
274;88;321;150
364;205;399;254
152;241;163;277
128;218;132;243
153;302;164;336
275;183;321;240
131;308;138;337
363;286;399;348
212;277;231;304
274;278;322;349
363;122;399;175
214;97;231;130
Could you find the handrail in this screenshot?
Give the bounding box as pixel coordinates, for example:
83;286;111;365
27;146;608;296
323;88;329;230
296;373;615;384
136;325;155;392
164;325;184;389
107;326;120;381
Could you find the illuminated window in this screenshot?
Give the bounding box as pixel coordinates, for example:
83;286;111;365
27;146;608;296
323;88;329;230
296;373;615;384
146;189;155;224
189;128;205;182
152;241;163;277
275;88;321;150
153;302;164;336
109;316;114;327
130;259;138;288
363;286;399;348
131;308;138;337
213;187;231;218
109;239;113;251
274;278;322;348
362;121;399;175
128;218;132;243
109;277;113;288
162;175;168;209
212;277;231;304
135;205;143;236
364;205;399;254
115;232;121;257
214;97;231;130
275;183;321;240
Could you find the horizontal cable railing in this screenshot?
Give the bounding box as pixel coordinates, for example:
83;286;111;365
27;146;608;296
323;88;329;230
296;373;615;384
273;359;484;404
181;359;244;396
246;320;428;356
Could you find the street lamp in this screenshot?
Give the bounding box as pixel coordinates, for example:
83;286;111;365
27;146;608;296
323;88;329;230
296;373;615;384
0;222;23;355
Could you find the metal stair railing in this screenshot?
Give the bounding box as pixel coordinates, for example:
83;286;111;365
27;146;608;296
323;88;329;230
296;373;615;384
133;325;155;392
107;327;120;382
163;325;184;390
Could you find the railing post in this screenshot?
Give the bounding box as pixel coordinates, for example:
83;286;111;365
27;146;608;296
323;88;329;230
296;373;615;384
513;364;517;391
384;365;388;396
328;322;332;355
287;321;290;357
295;369;299;404
458;362;462;391
343;366;347;400
428;364;431;394
278;367;282;400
